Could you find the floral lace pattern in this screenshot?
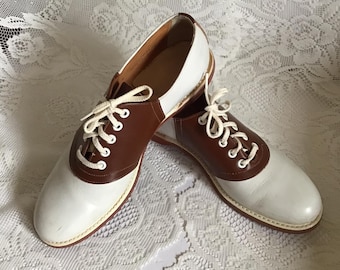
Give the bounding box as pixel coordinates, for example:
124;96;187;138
279;15;337;65
0;0;339;269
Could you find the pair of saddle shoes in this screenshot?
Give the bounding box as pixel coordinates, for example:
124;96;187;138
33;13;322;247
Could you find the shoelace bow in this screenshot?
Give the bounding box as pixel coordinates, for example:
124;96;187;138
198;74;259;168
76;85;153;170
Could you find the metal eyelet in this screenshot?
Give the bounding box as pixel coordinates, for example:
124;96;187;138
113;122;123;131
218;139;227;148
228;149;237;158
121;109;130;119
101;147;110;157
108;135;116;144
237;159;247;169
198;116;206;125
97;160;107;170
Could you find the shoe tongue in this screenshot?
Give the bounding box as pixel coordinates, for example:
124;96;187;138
107;81;134;100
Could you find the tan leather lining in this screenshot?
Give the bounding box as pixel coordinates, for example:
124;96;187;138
132;41;191;98
109;16;194;99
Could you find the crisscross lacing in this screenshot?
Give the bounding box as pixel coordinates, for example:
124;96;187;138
77;85;153;170
198;74;259;168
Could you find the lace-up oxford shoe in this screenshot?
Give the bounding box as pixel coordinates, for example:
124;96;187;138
34;13;215;247
154;75;323;232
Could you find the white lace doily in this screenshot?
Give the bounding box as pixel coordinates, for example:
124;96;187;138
0;1;339;269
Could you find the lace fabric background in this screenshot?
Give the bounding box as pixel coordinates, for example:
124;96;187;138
0;0;339;269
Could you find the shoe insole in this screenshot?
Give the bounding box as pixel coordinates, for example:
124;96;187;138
133;41;191;98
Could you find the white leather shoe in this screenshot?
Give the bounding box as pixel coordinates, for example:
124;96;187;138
154;75;323;232
34;13;215;247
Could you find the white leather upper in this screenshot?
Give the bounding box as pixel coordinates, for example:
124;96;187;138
215;147;322;226
119;15;210;118
34;14;211;246
34;149;139;246
156;119;322;227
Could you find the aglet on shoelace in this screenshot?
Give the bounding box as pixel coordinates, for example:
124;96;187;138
198;74;259;169
76;85;153;170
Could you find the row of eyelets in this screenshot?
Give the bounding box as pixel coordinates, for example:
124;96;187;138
99;109;130;170
113;109;130;131
93;109;130;171
198;115;249;170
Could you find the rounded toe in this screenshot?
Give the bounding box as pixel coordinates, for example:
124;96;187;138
262;148;323;229
263;165;323;230
277;169;323;229
34;150;138;247
215;147;323;231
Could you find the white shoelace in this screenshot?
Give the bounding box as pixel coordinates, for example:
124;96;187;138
77;85;153;170
198;74;259;169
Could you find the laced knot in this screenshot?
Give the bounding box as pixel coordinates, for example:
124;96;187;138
77;85;153;170
198;74;259;169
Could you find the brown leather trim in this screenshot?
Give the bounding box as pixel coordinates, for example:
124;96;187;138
70;100;164;184
174;107;270;181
